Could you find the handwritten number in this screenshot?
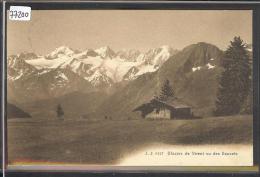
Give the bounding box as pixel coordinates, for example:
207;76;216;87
10;10;29;19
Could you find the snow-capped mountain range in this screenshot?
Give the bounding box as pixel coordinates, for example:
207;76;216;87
8;45;177;88
8;42;253;118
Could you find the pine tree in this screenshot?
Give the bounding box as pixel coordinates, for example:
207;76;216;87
240;84;253;114
215;36;251;116
56;104;64;120
158;79;175;101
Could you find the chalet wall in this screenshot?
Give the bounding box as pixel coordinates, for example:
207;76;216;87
146;108;171;119
172;108;192;118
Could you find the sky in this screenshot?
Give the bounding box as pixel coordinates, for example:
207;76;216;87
7;10;252;55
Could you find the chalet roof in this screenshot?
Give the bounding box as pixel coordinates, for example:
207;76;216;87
133;97;191;114
153;98;190;109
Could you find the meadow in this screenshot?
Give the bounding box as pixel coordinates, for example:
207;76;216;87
8;115;252;165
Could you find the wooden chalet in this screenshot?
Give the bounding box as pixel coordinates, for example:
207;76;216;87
134;98;192;119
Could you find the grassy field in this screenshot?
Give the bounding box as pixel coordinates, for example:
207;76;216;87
8;115;252;165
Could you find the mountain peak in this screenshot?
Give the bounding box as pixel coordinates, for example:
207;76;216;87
54;46;74;53
195;42;219;49
46;46;75;59
100;46;110;50
162;42;223;74
196;42;210;45
159;45;176;54
182;42;221;54
85;69;113;87
160;45;171;50
116;49;141;62
95;46;115;59
95;46;112;52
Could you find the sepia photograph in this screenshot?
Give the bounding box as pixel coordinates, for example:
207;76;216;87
6;10;253;168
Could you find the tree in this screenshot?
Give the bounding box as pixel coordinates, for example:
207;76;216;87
240;84;253;114
56;104;64;120
158;79;175;101
215;36;251;116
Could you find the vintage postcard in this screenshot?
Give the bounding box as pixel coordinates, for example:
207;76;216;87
6;10;253;169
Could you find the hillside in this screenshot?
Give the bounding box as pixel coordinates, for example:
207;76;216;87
7;103;31;119
16;91;108;119
98;42;224;118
